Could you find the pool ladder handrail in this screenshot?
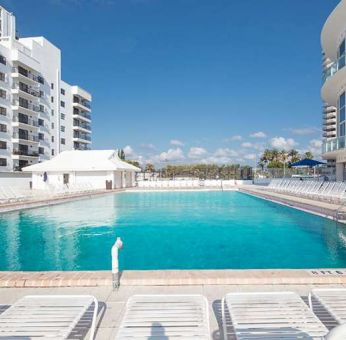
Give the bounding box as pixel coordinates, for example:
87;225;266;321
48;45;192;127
335;200;346;223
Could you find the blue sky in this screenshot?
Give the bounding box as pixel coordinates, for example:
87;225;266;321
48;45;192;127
3;0;340;165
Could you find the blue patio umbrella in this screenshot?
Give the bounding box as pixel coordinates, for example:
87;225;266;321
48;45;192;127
290;159;326;167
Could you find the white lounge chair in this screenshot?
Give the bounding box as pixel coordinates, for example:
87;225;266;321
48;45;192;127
115;294;210;339
222;292;328;339
309;288;346;326
0;295;98;339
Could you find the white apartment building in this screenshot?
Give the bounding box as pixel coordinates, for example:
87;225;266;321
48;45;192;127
0;6;92;172
321;0;346;181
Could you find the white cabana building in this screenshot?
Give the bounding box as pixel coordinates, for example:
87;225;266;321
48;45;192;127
22;150;141;190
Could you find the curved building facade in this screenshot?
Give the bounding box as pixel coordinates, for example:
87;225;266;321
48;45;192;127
321;0;346;181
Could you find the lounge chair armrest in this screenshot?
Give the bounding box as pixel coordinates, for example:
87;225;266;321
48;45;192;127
326;324;346;340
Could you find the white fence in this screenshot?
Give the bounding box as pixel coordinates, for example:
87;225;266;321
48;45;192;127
137;179;253;189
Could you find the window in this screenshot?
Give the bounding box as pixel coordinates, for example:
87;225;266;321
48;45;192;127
0;158;7;166
51;83;54;90
0;72;5;82
51;122;54;129
51;136;54;142
339;40;345;57
61;138;65;145
38;147;44;155
38;119;44;126
60;101;65;108
61;88;65;95
61;125;65;132
0;123;6;133
51;96;54;103
0;106;6;116
39;105;44;113
51;109;54;116
39;90;43;98
0;141;6;149
61;113;65;120
340;92;346;136
38;133;44;141
0;89;6;99
51;149;55;156
0;55;6;65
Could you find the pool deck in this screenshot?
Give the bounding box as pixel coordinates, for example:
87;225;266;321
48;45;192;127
240;185;346;222
2;269;346;287
0;283;343;339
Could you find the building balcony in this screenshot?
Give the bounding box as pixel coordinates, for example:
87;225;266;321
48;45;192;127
12;149;39;158
73;97;91;112
321;64;346;106
11;84;41;100
73;110;91;122
73;133;91;144
12;132;39;144
12;116;39;129
12;100;41;115
323;118;337;125
73;122;91;133
322;136;346;155
11;67;44;85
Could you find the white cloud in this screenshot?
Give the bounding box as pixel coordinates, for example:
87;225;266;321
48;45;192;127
159;148;185;162
214;148;238;158
140;143;156;150
244;153;257;160
229;135;242;141
170;139;184;146
241;142;253;148
123;145;135;157
270;137;298;151
288;127;320;136
250;131;267;138
188;147;207;159
307;139;322;158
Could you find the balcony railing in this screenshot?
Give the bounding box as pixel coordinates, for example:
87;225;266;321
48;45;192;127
322;136;346;153
73;97;91;109
13;83;41;98
73;133;91;141
12;100;41;113
13;116;39;127
74;122;91;130
74;110;91;120
12;133;39;142
13;149;39;157
323;54;346;84
12;67;44;84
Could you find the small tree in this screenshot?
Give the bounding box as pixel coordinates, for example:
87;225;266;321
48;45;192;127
304;151;313;159
145;163;155;173
118;149;126;160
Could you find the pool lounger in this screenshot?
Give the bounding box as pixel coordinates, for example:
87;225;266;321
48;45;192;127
309;288;346;325
115;294;210;339
222;291;328;339
0;295;98;339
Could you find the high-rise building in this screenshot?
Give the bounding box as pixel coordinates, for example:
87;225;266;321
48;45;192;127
0;6;92;172
321;0;346;181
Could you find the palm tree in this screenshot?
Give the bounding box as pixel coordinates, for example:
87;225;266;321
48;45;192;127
304;151;313;160
288;149;300;164
145;163;155;173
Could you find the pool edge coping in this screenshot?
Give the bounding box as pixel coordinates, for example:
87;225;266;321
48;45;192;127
1;269;346;287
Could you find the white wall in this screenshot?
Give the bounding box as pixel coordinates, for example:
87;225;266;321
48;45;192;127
0;172;31;188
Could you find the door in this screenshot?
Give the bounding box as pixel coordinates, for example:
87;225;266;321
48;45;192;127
63;173;69;184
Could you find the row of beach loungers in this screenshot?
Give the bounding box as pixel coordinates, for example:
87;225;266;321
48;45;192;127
0;182;99;204
268;179;346;203
138;179;240;189
2;289;346;339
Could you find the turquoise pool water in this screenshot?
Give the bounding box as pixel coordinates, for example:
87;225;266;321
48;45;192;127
0;191;345;271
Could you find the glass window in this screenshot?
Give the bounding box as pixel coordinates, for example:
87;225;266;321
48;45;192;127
60;101;65;108
339;40;345;57
0;158;7;166
61;138;65;145
0;141;6;149
51;149;55;156
61;125;65;132
61;113;65;120
340;107;345;122
61;88;65;95
340;122;345;137
341;92;345;108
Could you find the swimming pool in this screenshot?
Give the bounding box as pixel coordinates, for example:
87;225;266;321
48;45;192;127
0;191;345;271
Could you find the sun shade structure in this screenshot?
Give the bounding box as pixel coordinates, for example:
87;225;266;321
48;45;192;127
116;295;210;339
22;150;141;190
0;295;98;339
291;159;326;167
222;291;328;339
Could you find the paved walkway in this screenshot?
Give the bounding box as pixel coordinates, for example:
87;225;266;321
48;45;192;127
240;185;346;221
0;283;343;339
